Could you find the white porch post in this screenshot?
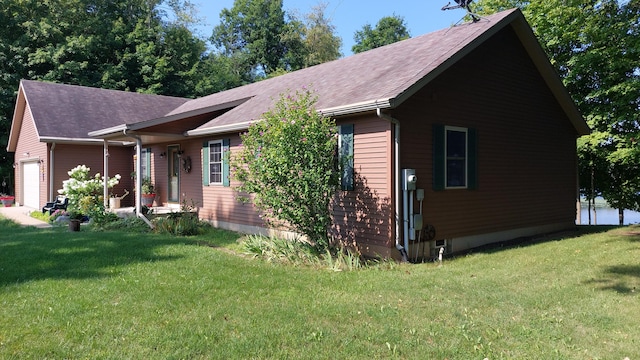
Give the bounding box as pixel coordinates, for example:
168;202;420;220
135;137;142;215
103;140;109;208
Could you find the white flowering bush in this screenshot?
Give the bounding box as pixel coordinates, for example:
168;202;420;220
58;165;121;215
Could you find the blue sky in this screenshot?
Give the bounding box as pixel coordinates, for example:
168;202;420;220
195;1;471;56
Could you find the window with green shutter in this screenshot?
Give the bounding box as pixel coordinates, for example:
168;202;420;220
338;124;354;191
203;139;230;187
433;125;477;190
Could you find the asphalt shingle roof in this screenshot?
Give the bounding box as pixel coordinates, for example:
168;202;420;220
171;9;519;132
17;8;588;141
21;80;189;139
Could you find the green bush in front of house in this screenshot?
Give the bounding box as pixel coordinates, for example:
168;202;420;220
232;88;340;251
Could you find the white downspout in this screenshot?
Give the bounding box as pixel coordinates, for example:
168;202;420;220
49;142;56;201
376;108;406;259
103;140;109;208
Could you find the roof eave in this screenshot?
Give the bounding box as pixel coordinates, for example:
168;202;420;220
185;121;255;137
319;98;393;117
7;83;27;152
88;124;129;138
40;136;133;146
185;99;394;137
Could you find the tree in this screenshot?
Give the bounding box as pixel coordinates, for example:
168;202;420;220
232;88;340;250
302;2;342;67
211;0;296;79
0;0;210;196
474;0;640;224
352;15;410;54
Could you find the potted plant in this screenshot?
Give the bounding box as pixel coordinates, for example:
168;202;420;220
68;210;83;231
0;194;15;207
109;189;129;209
141;178;156;207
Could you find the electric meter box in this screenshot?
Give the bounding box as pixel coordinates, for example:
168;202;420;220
402;169;417;190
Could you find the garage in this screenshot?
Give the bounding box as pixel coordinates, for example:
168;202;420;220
21;161;40;209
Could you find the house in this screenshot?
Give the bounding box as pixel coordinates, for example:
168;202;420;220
9;9;589;259
7;80;189;209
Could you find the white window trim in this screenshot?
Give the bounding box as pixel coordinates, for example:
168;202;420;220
444;126;468;190
208;140;224;185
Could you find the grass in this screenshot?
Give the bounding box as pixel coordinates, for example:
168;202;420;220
0;216;639;359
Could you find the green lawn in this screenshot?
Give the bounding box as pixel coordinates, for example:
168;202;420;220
0;217;638;359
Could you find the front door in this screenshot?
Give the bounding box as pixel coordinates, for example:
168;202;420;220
168;146;180;203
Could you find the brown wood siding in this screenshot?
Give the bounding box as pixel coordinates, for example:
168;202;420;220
53;144;133;206
394;26;578;240
13;104;47;207
145;142;204;207
199;135;264;227
332;115;393;248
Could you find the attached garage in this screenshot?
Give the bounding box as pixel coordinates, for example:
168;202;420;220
21;161;40;209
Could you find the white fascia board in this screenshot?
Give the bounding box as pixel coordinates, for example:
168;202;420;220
319;98;393;117
40;136;133;146
185;121;255;136
88;124;128;138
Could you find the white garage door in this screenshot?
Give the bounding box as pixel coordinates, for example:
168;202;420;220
22;161;40;209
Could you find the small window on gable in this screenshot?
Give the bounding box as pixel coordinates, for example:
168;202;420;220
203;139;230;187
433;125;477;191
338;124;354;191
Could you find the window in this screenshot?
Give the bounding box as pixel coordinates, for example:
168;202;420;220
209;140;223;184
338;124;354;191
433;124;477;190
203;139;230;186
134;148;151;180
445;127;467;188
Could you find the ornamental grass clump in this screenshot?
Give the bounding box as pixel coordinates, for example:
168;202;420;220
232;88;340;251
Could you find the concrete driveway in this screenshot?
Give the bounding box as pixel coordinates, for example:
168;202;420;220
0;206;52;228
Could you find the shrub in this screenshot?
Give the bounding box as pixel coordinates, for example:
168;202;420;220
152;200;206;236
98;216;151;233
242;235;321;265
58;165;121;216
232;88;340;251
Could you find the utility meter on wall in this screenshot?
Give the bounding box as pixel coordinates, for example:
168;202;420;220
402;169;417;190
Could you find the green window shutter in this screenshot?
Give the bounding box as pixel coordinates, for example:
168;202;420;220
222;139;230;187
432;124;445;191
339;124;354;191
202;141;210;186
145;149;151;179
467;128;478;190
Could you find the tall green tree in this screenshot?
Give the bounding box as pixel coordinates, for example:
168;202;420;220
351;15;410;54
0;0;210;194
302;2;342;67
474;0;640;224
211;0;298;79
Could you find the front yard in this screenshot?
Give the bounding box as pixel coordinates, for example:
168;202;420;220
0;217;638;359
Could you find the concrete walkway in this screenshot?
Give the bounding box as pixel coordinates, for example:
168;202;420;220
0;206;52;228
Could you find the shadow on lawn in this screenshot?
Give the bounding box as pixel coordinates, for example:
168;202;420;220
0;219;193;287
455;225;619;257
586;265;640;295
